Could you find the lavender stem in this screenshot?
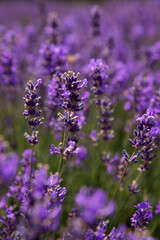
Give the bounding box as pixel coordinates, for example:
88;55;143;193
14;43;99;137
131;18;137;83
112;150;136;199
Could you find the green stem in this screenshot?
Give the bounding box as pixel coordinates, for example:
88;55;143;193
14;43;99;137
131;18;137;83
135;171;142;183
112;162;129;199
30;144;34;179
112;150;136;199
30;130;35;179
58;126;67;173
108;195;130;233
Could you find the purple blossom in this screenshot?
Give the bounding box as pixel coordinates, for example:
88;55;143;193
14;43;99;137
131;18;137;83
19;168;66;238
85;220;109;240
129;110;157;171
99;97;114;141
59;71;87;112
0;152;18;185
107;227;125;239
50;144;61;155
155;201;160;215
90;130;99;145
75;187;115;224
21;149;36;167
128;180;141;195
75;146;87;165
0;48;18;86
39;43;67;80
23;79;43;145
131;201;153;230
89;58;108;105
124;73;154;115
45;12;61;45
90;5;101;38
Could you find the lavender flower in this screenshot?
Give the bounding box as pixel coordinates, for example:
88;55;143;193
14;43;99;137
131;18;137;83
124;73;153;115
45;12;61;45
145;41;160;69
0;152;19;185
6;163;66;239
94;220;109;240
0;136;18;186
0;207;17;239
155;201;160;215
89;58;108;106
129;110;157;171
75;146;87;165
131;201;153;230
23;79;43;145
90;5;102;58
107;227;125;239
99;97;114;141
90;130;99;145
46;74;62;129
0;48;18;86
90;5;101;38
89;59;114;141
50;71;87;167
128;180;141;195
85;220;109;240
7;150;32;202
39;43;67;81
59;71;87;113
75;187;115;224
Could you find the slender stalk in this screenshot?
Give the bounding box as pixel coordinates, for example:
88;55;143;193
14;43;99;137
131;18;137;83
112;162;129;199
98;94;102;116
108;195;130;233
30;130;35;178
109;165;142;232
112;150;136;199
135;171;142;183
30;144;34;179
58;126;67;173
58;110;72;173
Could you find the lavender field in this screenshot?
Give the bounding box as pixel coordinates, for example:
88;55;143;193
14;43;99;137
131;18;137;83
1;0;160;239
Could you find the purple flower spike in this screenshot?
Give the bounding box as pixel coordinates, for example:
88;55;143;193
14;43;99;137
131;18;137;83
90;130;99;145
131;200;153;230
50;144;61;155
23;79;43;145
89;58;108;105
129;110;157;171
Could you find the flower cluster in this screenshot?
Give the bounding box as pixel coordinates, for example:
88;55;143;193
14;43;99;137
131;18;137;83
20;169;66;239
75;187;115;224
0;135;18;186
99;97;114;140
90;5;101;38
1;1;160;239
39;43;67;81
63;188;115;240
124;74;153;116
45;11;61;45
89;58;108;105
85;220;109;240
0;151;66;239
50;71;87;165
23;79;43;145
59;71;87;113
0;48;18;86
129;110;157;171
131;201;153;230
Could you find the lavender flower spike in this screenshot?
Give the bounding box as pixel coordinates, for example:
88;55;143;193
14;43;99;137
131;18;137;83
129;110;157;171
23;79;43;145
131;201;153;230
